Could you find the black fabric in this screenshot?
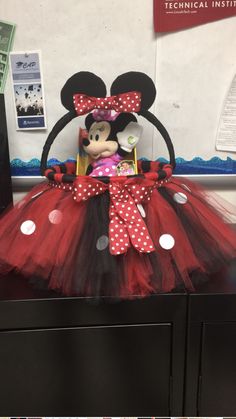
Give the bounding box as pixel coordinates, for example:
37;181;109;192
59;164;67;174
71;191;123;296
147;251;163;291
158;169;168;180
140;160;151;173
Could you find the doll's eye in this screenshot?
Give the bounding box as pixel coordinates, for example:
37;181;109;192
95;134;99;141
90;134;93;140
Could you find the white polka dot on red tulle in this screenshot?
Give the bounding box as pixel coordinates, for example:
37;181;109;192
159;234;175;250
20;220;36;235
48;209;63;224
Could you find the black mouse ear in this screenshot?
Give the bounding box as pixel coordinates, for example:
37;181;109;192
61;71;107;111
110;113;137;139
112;113;137;131
85;113;95;131
110;72;156;111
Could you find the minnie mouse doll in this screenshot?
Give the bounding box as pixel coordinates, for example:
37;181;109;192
0;71;235;298
82;109;142;177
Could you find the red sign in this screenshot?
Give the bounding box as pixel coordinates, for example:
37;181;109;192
154;0;236;32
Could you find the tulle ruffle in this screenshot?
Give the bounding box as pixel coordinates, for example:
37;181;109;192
0;176;235;298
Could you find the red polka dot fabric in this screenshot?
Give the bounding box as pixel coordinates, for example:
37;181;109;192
108;181;155;255
73;91;141;116
72;175;157;255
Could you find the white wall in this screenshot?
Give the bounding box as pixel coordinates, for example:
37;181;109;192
3;0;156;162
2;0;236;206
154;18;236;161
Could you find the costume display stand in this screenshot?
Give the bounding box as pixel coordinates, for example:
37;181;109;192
0;93;13;213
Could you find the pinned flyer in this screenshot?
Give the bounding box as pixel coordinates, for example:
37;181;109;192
216;74;236;152
9;51;47;130
0;20;16;93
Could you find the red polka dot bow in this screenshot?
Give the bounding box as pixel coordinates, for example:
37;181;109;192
72;176;157;255
73;91;141;115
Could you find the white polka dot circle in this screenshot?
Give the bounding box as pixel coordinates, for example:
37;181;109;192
173;192;188;204
96;235;109;251
20;220;36;235
159;234;175;250
48;210;63;224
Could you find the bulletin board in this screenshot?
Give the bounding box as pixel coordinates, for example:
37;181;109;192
1;0;236;183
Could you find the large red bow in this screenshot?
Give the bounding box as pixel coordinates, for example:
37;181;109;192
73;91;141;116
72;175;157;255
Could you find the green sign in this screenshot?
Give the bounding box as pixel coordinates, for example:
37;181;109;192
0;20;16;93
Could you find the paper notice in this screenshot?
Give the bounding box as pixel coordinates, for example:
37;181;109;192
216;74;236;152
9;50;47;130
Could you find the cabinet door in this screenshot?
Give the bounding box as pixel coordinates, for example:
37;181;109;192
199;322;236;414
0;93;12;213
0;294;186;416
185;293;236;416
0;323;171;415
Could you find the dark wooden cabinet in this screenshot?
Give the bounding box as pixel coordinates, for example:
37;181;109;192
0;291;187;416
1;262;236;416
184;268;236;416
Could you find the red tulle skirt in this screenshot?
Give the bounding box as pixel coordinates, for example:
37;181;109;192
0;174;235;297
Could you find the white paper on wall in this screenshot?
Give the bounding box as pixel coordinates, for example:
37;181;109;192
216;73;236;152
9;50;47;130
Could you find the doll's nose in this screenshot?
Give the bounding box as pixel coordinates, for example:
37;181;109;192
82;138;90;146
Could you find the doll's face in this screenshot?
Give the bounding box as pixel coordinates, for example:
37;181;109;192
89;121;110;142
121;162;130;170
83;121;118;160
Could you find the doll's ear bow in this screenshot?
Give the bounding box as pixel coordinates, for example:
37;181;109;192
61;71;107;111
110;72;156;111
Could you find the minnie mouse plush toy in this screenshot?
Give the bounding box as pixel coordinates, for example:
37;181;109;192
81;105;142;177
0;71;235;298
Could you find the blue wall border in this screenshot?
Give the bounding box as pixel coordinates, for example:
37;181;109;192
10;156;236;176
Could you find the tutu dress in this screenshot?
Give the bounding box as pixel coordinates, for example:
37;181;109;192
0;71;235;298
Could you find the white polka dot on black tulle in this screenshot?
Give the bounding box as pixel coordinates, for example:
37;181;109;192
96;235;109;251
173;192;188;204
